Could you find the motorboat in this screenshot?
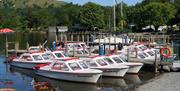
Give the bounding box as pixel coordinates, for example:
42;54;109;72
68;48;98;57
35;58;102;83
105;54;143;74
81;56;129;77
65;42;95;52
50;50;70;59
93;36;133;44
34;75;100;91
10;52;52;69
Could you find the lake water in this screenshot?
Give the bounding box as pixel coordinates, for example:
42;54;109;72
0;32;163;91
0;56;157;91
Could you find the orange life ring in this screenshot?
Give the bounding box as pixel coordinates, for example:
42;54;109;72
160;47;172;58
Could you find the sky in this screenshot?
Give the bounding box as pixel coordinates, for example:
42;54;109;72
60;0;142;6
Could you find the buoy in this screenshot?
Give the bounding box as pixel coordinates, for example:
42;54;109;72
160;47;172;58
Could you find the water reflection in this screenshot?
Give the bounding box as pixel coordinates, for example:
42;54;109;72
10;66;100;91
124;75;142;85
35;76;100;91
5;59;157;91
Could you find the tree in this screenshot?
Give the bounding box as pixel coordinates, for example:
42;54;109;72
127;2;176;30
80;2;105;29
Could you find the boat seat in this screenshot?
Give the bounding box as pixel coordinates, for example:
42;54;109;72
52;65;61;70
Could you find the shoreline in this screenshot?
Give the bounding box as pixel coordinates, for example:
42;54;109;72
135;72;180;91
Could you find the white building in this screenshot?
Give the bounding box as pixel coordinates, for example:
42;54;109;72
48;26;68;33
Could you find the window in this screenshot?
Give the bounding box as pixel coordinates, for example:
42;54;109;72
138;54;146;59
42;54;50;60
81;44;86;48
147;51;154;56
119;56;127;62
32;55;43;61
76;51;83;54
46;53;55;59
83;50;89;54
61;52;69;57
68;62;82;71
85;60;98;67
103;58;114;64
79;61;88;69
60;63;69;71
112;57;123;63
21;55;32;61
74;44;81;48
143;52;149;57
95;59;108;66
52;63;69;71
55;53;64;58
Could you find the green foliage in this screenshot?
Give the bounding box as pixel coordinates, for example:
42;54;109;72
80;2;105;29
0;0;179;32
127;2;176;30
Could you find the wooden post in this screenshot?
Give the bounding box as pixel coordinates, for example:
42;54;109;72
135;48;138;58
89;46;91;56
87;34;89;46
154;50;158;73
5;34;8;57
15;42;19;56
127;49;129;62
77;34;80;42
73;46;75;57
138;35;139;42
82;34;84;42
71;34;73;41
104;44;106;55
140;35;143;42
109;37;111;54
60;32;63;42
26;42;29;50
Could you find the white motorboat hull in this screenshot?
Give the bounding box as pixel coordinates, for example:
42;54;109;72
122;63;143;74
127;65;143;74
36;70;101;83
10;61;48;69
92;67;128;77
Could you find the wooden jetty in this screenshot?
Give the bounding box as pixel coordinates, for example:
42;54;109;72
6;42;28;57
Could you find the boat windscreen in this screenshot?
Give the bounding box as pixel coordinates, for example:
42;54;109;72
138;54;146;59
55;53;64;58
52;63;69;71
103;58;114;64
112;57;123;63
85;60;98;67
32;55;43;61
79;61;88;69
143;52;149;57
61;52;69;57
42;54;50;60
95;59;108;66
119;56;127;62
147;51;155;56
68;62;82;71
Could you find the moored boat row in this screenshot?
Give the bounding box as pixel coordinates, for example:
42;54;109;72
8;42;150;84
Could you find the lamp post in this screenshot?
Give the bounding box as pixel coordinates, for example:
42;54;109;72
120;0;123;33
115;0;123;34
113;0;116;32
